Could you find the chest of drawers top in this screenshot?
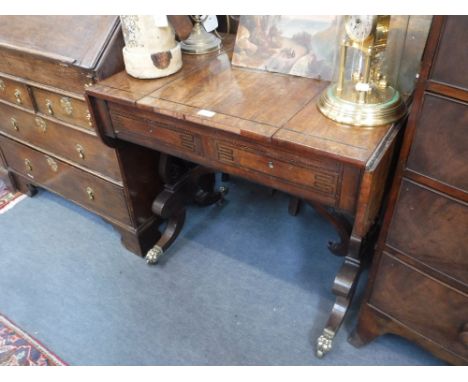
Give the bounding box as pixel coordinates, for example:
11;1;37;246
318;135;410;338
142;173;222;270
0;16;124;95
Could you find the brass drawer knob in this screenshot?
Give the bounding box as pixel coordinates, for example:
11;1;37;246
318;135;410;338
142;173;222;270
10;117;19;131
34;117;47;133
14;89;22;104
60;96;73;115
0;79;5;91
24;158;32;172
46;157;58;172
268;161;274;169
86;186;95;201
76;144;85;160
45;99;54;115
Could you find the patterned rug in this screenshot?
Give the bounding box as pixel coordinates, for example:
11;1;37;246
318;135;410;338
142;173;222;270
0;181;26;214
0;314;67;366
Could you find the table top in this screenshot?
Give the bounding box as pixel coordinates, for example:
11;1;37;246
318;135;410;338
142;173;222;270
90;35;395;168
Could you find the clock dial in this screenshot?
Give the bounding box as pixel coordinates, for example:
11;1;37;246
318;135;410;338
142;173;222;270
345;15;377;42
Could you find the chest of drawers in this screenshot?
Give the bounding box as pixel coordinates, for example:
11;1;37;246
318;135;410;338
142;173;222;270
350;16;468;365
0;16;162;256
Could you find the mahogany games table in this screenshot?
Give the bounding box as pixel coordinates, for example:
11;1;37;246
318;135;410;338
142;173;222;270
86;37;401;358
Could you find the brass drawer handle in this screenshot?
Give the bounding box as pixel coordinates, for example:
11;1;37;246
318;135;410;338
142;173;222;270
86;186;95;201
46;157;58;172
45;99;54;115
14;89;22;104
0;79;5;91
60;97;73;115
10;117;19;131
24;158;32;172
76;144;85;160
85;111;93;127
34;117;47;133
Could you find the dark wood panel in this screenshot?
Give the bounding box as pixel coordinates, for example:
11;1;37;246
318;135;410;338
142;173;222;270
352;127;399;238
430;16;468;91
0;102;121;182
0;134;131;226
387;179;468;286
406;93;468;192
370;253;468;362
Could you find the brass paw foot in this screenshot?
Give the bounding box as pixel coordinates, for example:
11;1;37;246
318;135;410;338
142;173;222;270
145;245;164;264
316;330;334;358
216;185;229;206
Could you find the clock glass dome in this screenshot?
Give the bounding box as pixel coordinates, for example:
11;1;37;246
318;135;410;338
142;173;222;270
318;15;410;126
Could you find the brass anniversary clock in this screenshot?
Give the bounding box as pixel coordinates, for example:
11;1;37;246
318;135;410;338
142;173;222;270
318;15;408;126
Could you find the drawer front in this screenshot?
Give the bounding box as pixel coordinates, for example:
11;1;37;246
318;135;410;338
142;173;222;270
0;75;34;110
407;93;468;192
0;135;131;225
110;110;204;156
213;140;340;206
387;179;468;285
32;87;94;130
370;253;468;360
0;103;121;181
430;16;468;90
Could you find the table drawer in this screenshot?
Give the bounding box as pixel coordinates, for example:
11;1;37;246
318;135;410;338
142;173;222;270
110;108;204;156
31;87;94;131
0;75;34;110
213;140;340;206
0;135;131;225
387;179;468;285
0;102;121;182
370;253;468;361
407;93;468;192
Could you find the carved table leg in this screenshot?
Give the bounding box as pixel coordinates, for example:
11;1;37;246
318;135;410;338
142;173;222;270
146;210;186;264
316;235;362;358
307;201;352;256
145;155;225;264
288;196;301;216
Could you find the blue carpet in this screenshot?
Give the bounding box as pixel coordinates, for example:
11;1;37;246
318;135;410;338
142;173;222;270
0;177;444;365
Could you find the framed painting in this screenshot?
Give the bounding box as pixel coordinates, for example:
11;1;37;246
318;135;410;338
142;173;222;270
232;15;341;81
